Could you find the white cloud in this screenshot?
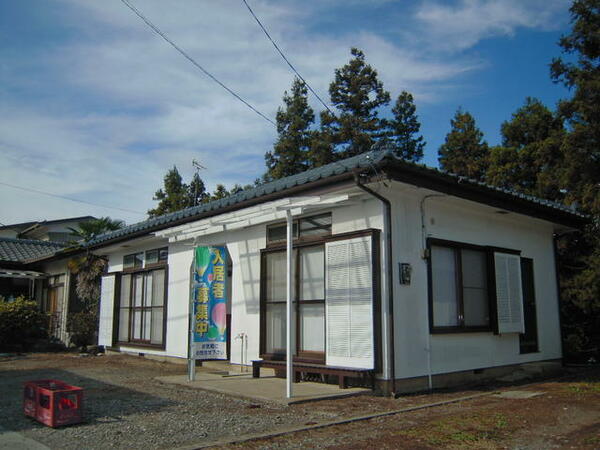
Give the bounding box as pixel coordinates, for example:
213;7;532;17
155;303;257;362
0;0;568;225
414;0;567;52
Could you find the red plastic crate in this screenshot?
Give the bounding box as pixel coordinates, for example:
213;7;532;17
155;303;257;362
24;379;84;428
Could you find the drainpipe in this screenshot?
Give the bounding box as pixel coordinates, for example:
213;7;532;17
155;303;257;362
420;194;445;391
353;172;396;397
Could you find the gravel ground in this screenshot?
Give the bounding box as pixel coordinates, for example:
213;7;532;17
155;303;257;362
0;353;341;449
6;353;588;449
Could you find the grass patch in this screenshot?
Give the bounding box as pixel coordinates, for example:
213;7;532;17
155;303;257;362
566;382;600;394
393;412;513;448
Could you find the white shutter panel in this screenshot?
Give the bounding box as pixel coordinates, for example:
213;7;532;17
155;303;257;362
494;253;525;334
326;236;374;369
98;274;116;347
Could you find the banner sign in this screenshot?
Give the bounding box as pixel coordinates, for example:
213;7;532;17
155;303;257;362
191;246;228;360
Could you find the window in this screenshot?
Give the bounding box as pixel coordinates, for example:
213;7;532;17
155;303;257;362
266;213;331;245
117;268;166;346
145;247;168;266
124;248;168;269
262;244;325;360
429;242;490;331
123;252;143;270
519;258;538;353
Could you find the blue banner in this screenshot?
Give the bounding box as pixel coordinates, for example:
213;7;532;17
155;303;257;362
192;246;227;360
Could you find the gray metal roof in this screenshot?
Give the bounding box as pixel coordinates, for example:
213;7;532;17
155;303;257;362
0;237;66;263
88;149;587;247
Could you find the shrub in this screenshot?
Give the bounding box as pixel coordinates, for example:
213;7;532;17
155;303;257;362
67;310;98;351
0;296;48;352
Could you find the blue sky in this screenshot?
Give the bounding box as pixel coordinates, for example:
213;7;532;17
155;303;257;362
0;0;572;225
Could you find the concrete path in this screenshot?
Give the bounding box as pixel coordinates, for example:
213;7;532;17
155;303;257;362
0;425;49;450
157;373;370;405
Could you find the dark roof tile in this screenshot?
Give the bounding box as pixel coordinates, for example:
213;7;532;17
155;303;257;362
0;238;66;263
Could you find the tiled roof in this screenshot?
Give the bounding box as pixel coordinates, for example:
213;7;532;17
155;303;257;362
0;238;66;263
88;149;587;247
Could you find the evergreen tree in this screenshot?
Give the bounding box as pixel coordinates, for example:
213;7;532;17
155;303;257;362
320;48;390;159
188;173;209;207
550;0;600;362
486;98;565;199
148;166;190;217
383;91;425;162
551;0;600;215
438;108;489;180
210;184;230;201
265;77;315;180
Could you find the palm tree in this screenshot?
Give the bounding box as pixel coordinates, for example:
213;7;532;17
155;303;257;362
68;217;124;244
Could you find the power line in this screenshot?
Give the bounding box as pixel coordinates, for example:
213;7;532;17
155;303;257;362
0;181;145;216
120;0;275;126
241;0;335;116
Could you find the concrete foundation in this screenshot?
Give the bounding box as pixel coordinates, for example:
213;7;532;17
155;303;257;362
377;359;563;395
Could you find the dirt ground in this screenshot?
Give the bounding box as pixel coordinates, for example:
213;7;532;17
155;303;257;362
1;353;599;449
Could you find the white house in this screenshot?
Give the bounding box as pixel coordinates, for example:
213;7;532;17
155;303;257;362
91;150;586;395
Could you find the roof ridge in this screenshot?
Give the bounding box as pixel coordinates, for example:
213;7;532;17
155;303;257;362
0;237;68;246
87;147;585;247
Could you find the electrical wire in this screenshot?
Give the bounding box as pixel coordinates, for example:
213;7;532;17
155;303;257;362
120;0;275;126
0;181;145;216
241;0;335;116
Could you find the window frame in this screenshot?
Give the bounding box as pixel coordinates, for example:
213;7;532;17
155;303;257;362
115;265;169;350
260;243;326;363
519;257;539;354
266;213;332;247
259;228;381;367
427;238;520;334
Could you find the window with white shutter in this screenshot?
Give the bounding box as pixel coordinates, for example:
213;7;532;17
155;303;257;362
494;252;525;334
98;274;116;347
325;236;374;369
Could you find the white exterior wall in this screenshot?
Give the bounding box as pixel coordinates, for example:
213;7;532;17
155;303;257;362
387;183;562;381
102;197;385;367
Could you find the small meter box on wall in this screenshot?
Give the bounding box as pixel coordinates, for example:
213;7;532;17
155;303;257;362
399;263;412;285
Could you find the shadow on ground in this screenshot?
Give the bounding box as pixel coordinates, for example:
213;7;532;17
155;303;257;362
0;367;174;433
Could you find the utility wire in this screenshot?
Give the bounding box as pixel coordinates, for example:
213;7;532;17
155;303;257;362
241;0;335;116
120;0;275;126
0;181;145;216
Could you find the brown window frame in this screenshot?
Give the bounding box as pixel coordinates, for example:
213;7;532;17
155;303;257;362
261;244;327;363
427;238;521;334
519;257;539;354
259;228;381;367
266;213;332;247
115;265;168;350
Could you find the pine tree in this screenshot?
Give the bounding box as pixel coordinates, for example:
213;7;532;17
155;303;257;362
320;48;390;159
187;173;209;207
148;166;190;217
383;91;425;162
486;98;565;199
210;184;229;201
550;0;600;361
265;77;315;180
551;0;600;216
438;108;489;180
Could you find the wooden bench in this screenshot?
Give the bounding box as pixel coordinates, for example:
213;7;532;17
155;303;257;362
252;360;374;390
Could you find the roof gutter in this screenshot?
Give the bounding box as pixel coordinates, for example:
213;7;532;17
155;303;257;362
87;172;356;250
353;170;396;397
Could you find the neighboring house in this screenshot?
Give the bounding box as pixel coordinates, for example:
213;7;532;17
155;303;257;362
0;237;81;344
89;149;585;394
0;216;96;243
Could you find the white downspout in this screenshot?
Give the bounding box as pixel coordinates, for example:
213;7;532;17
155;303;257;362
286;209;293;399
420;194;445;391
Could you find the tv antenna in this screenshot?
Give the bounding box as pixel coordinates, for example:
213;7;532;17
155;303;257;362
191;159;207;206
